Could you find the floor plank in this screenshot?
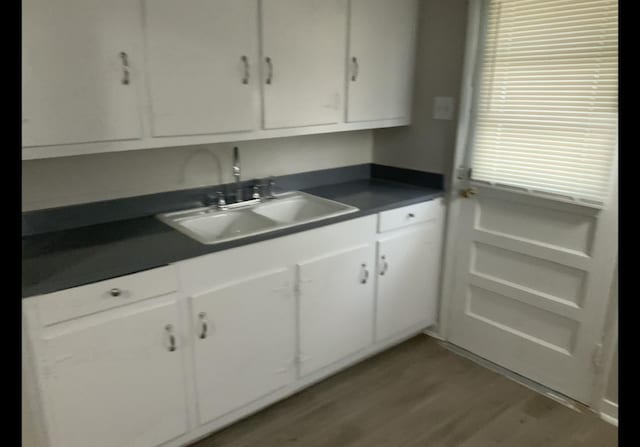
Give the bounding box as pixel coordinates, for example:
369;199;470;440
190;336;617;447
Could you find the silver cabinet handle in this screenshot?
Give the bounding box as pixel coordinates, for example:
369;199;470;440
265;57;273;84
119;52;130;85
110;288;122;297
241;55;250;85
380;255;389;276
198;312;208;339
351;56;359;81
360;263;369;284
165;324;177;352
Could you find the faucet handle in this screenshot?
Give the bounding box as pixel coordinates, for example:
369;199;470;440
265;177;276;198
252;184;261;199
216;191;227;209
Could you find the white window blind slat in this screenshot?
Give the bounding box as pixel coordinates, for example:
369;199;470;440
470;0;617;203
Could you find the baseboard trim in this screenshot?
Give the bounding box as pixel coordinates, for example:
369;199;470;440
600;399;618;426
440;341;591;415
422;327;445;341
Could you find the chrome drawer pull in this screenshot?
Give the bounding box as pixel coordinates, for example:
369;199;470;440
119;52;130;85
380;255;389;275
241;55;250;85
198;312;208;339
351;56;359;81
110;288;122;297
165;324;177;352
265;57;273;84
360;263;369;284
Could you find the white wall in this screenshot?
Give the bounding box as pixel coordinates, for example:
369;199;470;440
601;264;618;414
606;344;618;404
372;0;469;181
22;131;373;211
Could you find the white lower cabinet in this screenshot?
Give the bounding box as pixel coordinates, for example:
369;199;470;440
375;223;443;342
190;267;296;425
36;297;188;447
297;243;376;377
23;203;444;447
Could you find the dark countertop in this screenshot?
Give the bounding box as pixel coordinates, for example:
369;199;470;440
22;178;444;298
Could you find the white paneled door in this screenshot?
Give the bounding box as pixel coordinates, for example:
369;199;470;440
144;0;260;137
445;182;617;403
261;0;347;129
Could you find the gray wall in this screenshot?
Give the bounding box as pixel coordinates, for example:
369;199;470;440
22;131;373;211
372;0;469;184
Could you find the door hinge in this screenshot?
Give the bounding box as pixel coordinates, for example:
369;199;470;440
456;166;472;180
592;343;604;371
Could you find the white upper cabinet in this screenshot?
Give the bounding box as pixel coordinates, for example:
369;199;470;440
190;268;296;425
144;0;260;137
21;0;419;158
261;0;348;129
347;0;419;122
22;0;143;147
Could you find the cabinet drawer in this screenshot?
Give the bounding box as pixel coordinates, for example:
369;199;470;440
35;265;178;326
378;198;443;233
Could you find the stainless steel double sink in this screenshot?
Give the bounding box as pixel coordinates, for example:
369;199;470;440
157;191;359;245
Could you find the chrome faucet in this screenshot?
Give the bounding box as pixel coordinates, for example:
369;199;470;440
233;146;242;202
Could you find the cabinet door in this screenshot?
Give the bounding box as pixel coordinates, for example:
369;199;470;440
145;0;260;137
347;0;419;122
40;297;188;447
22;0;143;147
191;268;296;425
261;0;347;129
298;244;375;377
376;223;443;342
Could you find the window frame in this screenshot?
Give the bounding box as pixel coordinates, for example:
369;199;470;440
458;0;618;209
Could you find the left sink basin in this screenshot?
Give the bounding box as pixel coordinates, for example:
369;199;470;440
157;206;280;245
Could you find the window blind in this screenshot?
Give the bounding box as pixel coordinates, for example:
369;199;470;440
470;0;618;204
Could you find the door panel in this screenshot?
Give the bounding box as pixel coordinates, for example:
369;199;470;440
191;268;296;425
261;0;347;129
298;243;375;377
347;0;418;122
376;223;442;342
447;185;617;403
476;196;596;254
41;298;188;447
22;0;143;147
145;0;260;137
472;243;587;305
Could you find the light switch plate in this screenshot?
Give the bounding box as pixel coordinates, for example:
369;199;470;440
433;96;455;120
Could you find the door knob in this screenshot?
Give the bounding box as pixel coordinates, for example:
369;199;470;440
460;188;477;198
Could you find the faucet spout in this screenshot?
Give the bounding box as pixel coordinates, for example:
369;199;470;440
233;146;242;202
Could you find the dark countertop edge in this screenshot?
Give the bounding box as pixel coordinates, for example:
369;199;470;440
22;189;444;298
22;167;445;298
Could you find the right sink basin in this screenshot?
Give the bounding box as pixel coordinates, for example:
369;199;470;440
252;191;358;225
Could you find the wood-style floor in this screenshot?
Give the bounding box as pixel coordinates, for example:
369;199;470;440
190;335;617;447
